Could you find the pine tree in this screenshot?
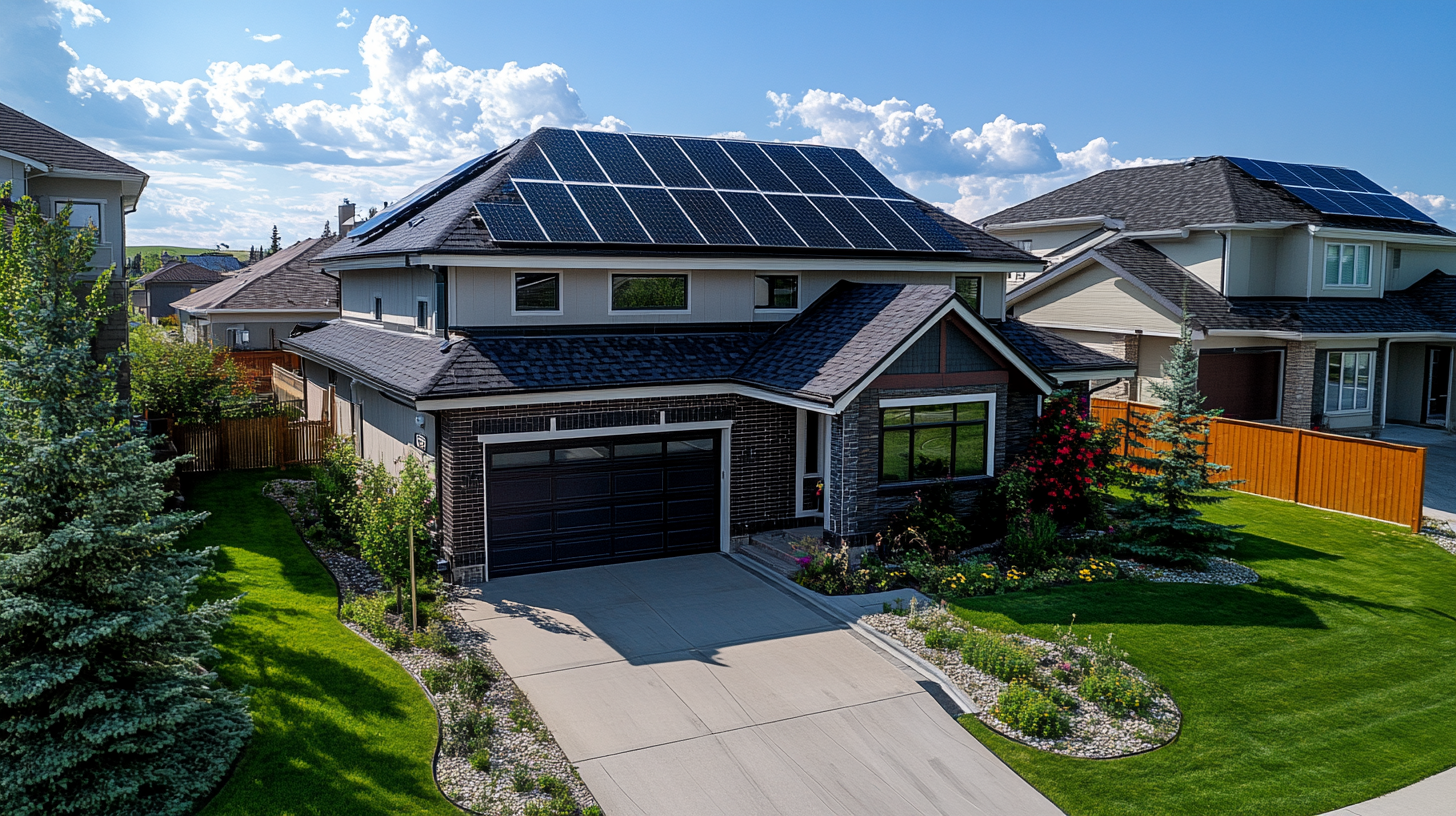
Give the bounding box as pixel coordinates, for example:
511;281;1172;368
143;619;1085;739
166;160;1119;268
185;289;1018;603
0;189;251;816
1118;315;1240;567
321;219;334;238
268;225;280;254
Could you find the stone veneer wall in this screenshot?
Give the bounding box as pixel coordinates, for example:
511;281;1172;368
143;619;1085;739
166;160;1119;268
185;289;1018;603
1281;340;1317;429
437;395;797;581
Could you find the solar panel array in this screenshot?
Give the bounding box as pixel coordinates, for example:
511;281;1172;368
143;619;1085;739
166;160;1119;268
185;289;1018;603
1225;157;1435;224
475;129;965;251
351;150;505;240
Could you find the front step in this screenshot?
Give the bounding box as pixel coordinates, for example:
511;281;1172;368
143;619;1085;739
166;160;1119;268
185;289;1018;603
734;526;823;577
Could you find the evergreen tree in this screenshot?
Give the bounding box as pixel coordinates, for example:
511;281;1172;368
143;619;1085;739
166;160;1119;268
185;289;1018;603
0;188;251;816
1118;315;1240;567
268;225;280;254
321;219;334;238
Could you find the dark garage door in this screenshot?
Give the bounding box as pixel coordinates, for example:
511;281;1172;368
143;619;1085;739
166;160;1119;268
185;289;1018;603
1199;350;1282;421
485;431;722;578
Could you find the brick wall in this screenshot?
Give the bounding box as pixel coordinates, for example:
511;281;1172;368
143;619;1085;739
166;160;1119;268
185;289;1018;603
437;395;797;580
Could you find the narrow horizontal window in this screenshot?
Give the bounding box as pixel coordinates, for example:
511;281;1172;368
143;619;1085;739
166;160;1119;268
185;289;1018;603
492;450;549;469
611;274;687;311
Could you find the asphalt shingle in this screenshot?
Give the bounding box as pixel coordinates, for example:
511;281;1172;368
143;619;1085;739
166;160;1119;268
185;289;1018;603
172;237;339;313
0;102;146;178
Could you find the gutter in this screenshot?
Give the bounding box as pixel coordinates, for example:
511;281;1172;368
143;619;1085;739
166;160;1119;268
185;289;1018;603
1308;223;1456;247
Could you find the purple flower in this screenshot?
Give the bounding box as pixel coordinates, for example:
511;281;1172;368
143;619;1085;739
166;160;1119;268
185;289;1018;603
796;556;812;566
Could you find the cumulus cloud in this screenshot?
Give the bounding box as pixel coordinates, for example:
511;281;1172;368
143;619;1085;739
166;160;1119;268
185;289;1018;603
336;7;357;28
251;33;282;42
1397;191;1456;221
46;0;107;26
768;89;1170;221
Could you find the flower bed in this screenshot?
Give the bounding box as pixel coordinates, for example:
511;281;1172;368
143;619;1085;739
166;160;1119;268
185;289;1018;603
265;480;600;816
864;605;1180;758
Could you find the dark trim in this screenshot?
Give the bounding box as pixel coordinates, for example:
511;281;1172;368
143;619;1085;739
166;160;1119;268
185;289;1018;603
872;371;1008;388
876;475;993;497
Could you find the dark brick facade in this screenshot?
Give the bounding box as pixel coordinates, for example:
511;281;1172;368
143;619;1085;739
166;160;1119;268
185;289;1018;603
436;395;797;581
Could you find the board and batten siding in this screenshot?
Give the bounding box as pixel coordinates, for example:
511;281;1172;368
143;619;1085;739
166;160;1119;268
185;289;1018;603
356;383;435;474
1383;244;1456;292
340;267;437;330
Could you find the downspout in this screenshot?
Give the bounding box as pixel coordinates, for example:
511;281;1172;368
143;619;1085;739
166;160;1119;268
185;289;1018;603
1306;228;1316;300
1218;230;1229;294
1380;340;1393;430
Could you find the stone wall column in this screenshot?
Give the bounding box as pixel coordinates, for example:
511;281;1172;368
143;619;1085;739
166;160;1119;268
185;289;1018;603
1281;341;1317;428
1123;332;1142;401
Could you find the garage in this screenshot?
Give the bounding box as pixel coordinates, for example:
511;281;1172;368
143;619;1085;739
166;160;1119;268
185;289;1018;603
484;431;723;578
1198;349;1283;421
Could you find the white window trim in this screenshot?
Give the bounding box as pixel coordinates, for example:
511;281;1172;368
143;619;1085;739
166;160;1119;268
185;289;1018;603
52;198;106;243
414;296;432;332
510;270;564;316
607;271;691;315
953;274;985;313
1323;350;1375;415
754;272;801;313
878;392;997;478
793;409;828;518
1323;242;1374;289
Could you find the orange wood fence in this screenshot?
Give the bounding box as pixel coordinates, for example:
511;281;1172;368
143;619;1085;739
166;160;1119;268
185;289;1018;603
226;350;301;393
167;415;333;473
1091;398;1428;532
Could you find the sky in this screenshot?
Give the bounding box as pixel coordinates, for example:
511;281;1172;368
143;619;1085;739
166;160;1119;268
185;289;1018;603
4;0;1455;249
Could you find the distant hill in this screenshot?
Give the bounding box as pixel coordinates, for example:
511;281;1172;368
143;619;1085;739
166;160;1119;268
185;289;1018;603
126;245;250;262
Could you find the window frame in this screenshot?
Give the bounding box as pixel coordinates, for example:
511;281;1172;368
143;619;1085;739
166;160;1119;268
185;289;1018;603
1323;350;1374;415
511;270;563;315
415;296;432;331
52;199;104;242
1323;242;1374;288
607;272;691;314
371;295;383;322
953;275;984;313
754;273;800;312
877;393;997;484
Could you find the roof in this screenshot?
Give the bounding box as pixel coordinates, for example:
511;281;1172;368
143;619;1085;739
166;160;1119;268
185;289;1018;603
978;157;1455;238
136;261;225;286
0;101;146;179
286;282;1072;406
315;128;1037;265
183;253;244;273
171;237;340;313
992;319;1133;372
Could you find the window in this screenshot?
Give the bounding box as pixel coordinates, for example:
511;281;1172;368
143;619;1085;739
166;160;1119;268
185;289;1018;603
53;201;101;240
1392;248;1402;270
1324;243;1372;287
611;274;687;311
954;276;983;312
416;298;430;329
880;400;990;483
1012;239;1032;251
372;296;382;321
1325;351;1373;413
514;272;560;312
754;274;798;309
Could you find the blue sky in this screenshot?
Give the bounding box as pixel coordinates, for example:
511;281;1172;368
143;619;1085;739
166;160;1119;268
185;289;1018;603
5;0;1454;248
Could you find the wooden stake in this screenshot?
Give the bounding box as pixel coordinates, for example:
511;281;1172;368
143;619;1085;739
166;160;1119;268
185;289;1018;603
409;525;418;632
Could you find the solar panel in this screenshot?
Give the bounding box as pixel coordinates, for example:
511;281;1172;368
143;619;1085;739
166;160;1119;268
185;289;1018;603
619;187;704;244
568;184;650;243
351;150;505;239
720;192;804;247
810;196;892;249
475;203;546;242
830;147;905;198
799;146;876;197
766;195;851;248
675;139;753;189
1226;156;1436;223
759;144;837;195
887;200;966;250
850;198;931;250
670;190;755;245
578;131;660;186
509;142;559;182
628;135;709;188
516;181;599;242
534;129;608;183
720;141;798;193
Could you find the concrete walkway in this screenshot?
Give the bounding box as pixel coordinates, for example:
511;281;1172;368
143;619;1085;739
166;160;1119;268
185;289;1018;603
457;554;1062;816
1318;766;1456;815
1369;424;1456;521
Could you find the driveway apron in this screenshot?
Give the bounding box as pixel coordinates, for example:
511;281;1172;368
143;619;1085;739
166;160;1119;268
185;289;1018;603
459;554;1062;816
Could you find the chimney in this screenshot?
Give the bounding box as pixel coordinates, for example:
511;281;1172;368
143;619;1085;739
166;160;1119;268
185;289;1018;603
338;198;357;238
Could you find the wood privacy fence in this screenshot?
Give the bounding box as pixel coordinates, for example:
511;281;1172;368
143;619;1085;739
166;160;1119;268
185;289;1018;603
167;415;334;473
226;350;301;393
1091;398;1428;532
272;364;306;404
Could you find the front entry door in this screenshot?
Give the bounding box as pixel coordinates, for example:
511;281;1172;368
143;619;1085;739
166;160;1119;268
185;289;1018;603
1426;347;1451;425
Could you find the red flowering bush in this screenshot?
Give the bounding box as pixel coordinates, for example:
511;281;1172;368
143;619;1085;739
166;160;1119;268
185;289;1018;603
1020;390;1116;527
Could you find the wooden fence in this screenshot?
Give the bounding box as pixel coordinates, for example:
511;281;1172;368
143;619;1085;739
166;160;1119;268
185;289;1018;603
1091;398;1428;532
168;415;333;473
227;350;301;393
272;364;306;404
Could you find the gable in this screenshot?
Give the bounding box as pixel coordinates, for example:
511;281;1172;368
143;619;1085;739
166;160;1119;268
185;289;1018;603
874;316;1011;388
1012;261;1181;334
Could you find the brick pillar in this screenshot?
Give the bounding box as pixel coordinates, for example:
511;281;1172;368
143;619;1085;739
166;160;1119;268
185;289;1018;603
1281;341;1317;428
1122;332;1142;401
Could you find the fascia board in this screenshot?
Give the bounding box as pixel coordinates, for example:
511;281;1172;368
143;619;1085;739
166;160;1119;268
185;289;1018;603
978;215;1125;232
420;253;1041;274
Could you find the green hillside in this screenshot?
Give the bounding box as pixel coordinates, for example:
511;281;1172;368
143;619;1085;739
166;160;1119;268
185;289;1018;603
126;245;250;261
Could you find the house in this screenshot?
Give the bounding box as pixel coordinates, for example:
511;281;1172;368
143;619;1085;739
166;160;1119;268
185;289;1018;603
182;251;245;273
284;127;1132;581
0;100;148;362
135;261;225;321
978;157;1456;431
172;235;341;349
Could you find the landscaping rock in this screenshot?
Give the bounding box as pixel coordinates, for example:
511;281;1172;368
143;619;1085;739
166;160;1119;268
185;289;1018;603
1422;517;1456;557
1112;556;1259;586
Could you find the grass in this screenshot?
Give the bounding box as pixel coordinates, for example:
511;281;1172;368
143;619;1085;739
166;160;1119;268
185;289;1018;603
185;470;458;816
951;492;1456;816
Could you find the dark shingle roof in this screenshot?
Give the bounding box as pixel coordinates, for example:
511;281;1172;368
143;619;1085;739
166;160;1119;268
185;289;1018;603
183;253;243;273
1389;270;1456;331
136;262;224;286
316;128;1037;264
992;320;1132;372
172;237;339;313
978;157;1455;238
0;102;146;178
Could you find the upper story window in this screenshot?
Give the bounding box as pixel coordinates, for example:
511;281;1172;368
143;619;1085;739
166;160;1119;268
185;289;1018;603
514;272;560;312
416;298;430;330
954;275;983;312
1012;239;1032;252
611;273;688;312
372;296;382;321
754;274;798;310
1324;243;1372;288
54;201;102;241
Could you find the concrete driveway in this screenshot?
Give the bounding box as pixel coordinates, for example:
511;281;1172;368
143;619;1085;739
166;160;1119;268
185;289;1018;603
1370;425;1456;520
458;554;1061;816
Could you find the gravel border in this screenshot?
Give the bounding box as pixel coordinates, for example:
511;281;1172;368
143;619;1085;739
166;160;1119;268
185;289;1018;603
1421;517;1456;557
264;480;598;816
863;607;1181;759
1112;556;1260;585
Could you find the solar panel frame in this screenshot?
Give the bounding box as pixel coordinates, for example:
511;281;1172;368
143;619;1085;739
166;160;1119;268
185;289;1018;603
798;146;877;197
674;138;754;190
766;194;851;248
1320;188;1382;218
850;198;932;250
534;129;609;183
720;191;804;247
719;141;798;193
619;186;705;245
830;147;906;199
627;135;709;188
578;131;661;186
810;196;892;249
669;189;756;245
567;184;651;243
475;203;547;242
1281;185;1341;213
1227;156;1436;223
1353;192;1410;220
516;181;600;243
886;200;966;251
759;144;837;195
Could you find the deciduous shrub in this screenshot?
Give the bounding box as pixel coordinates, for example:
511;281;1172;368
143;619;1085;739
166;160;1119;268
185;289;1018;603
993;683;1071;738
339;592;409;649
791;542;906;596
1080;669;1154;717
468;748;491;771
1002;511;1067;570
1019;390;1117;527
961;632;1040;683
889;481;970;562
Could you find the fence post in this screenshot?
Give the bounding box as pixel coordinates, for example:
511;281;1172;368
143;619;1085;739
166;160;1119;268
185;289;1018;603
1291;429;1304;506
1413;446;1427;533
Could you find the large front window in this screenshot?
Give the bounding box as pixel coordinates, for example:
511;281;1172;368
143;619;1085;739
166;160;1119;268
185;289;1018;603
1324;243;1372;288
1325;351;1372;413
880;399;989;483
611;274;688;311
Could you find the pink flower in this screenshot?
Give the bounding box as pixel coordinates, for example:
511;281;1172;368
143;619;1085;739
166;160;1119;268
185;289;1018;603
796;556;812;566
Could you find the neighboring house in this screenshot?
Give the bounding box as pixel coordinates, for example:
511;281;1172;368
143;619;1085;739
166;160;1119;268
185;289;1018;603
979;156;1456;431
183;252;245;273
0;100;148;363
172;235;341;349
284;127;1131;582
135;261;224;321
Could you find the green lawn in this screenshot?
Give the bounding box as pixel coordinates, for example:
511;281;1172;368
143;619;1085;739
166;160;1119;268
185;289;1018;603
185;470;458;816
953;492;1456;816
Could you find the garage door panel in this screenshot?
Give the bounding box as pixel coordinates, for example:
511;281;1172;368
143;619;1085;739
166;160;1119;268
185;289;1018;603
490;476;553;508
1200;351;1282;421
615;531;665;554
554;535;614;563
615;501;665;525
491;542;553;570
666;466;716;489
556;472;612;501
556;505;612;531
614;469;665;495
667;497;716;519
666;526;717;550
492;510;553;539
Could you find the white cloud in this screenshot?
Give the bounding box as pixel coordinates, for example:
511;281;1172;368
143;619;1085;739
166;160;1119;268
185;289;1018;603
59;39;78;59
252;33;282;42
336;7;357;28
709;130;749;140
1397;191;1456;221
768;88;1171;221
46;0;107;27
